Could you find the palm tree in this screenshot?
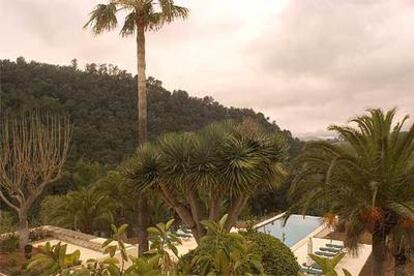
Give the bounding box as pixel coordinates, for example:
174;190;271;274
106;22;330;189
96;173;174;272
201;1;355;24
84;0;189;254
49;186;114;234
84;0;189;143
289;109;414;276
124;119;287;241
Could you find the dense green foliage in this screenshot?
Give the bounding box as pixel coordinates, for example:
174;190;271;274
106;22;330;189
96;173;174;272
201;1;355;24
0;58;301;167
39;196;66;226
39;171;171;237
241;230;300;276
40;187;114;234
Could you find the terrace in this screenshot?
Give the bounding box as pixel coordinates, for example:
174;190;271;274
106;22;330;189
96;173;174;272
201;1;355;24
0;212;405;276
256;213;372;275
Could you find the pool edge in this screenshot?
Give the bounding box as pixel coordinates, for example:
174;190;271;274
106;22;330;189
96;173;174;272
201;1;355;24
253;212;286;229
253;213;331;251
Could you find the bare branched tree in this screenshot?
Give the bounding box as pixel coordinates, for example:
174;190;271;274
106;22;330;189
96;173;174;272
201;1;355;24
0;112;72;248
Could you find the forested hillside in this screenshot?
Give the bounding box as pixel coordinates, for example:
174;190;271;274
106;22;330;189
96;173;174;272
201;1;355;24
1;57;301;167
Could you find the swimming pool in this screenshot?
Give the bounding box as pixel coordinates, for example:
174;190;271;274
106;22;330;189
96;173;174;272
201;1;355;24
255;214;323;247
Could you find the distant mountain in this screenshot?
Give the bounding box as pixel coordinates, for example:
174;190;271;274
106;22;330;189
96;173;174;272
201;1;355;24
300;135;338;142
0;57;302;166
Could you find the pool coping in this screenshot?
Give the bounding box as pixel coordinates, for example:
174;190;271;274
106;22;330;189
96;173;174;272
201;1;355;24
253;212;286;229
253;212;330;251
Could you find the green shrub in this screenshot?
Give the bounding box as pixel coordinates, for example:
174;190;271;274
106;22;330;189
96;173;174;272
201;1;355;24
179;216;264;275
0;234;19;253
241;230;300;276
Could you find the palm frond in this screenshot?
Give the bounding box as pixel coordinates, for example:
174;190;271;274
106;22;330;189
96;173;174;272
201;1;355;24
84;3;118;34
159;0;189;22
146;0;189;31
120;11;137;37
386;202;414;220
122;143;161;192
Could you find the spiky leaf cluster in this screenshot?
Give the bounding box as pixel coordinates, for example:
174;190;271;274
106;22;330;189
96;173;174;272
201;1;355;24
124;119;288;197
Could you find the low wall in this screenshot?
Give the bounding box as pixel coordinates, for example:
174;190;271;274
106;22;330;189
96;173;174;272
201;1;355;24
40;225;104;252
1;225;105;252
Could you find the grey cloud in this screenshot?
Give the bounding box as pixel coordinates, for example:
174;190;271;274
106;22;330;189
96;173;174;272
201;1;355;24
1;0;85;45
245;0;414;136
261;1;410;77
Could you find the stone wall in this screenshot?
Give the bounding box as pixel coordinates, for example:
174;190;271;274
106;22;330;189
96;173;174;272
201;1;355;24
40;225;104;252
0;225;105;252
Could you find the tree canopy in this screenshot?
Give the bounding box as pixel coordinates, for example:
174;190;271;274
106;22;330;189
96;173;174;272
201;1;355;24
123;119;288;240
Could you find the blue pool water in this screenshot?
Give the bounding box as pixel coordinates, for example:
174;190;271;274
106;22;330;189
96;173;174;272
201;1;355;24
256;214;322;247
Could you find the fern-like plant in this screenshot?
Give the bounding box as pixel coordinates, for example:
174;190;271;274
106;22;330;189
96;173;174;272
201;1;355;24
27;242;81;275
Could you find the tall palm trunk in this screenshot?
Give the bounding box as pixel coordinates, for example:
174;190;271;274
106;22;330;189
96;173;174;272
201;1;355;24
372;230;386;276
136;23;149;255
136;30;147;143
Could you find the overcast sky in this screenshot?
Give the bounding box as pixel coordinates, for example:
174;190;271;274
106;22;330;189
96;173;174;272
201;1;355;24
1;0;414;138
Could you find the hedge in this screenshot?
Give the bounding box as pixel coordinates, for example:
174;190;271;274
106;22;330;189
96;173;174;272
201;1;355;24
242;230;300;276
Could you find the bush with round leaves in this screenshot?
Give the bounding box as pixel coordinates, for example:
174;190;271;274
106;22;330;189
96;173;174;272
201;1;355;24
241;230;300;276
